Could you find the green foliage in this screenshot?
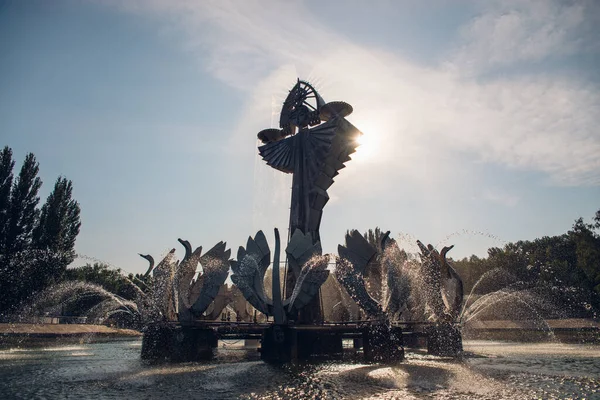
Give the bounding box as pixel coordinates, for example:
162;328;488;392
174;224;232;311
4;152;41;254
0;147;14;252
454;211;600;314
33;177;81;264
64;263;140;301
0;147;81;316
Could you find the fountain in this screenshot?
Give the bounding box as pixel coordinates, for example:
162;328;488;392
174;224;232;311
334;230;464;358
134;80;469;364
138;240;231;361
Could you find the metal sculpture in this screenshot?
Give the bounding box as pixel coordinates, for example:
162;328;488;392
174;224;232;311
230;228;329;323
144;248;177;321
138;253;155;277
138;240;231;322
335;230;383;319
335;231;464;323
416;241;464;322
257;80;361;318
380;232;411;319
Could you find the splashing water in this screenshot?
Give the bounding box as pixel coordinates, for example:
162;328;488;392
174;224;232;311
18;281;139;321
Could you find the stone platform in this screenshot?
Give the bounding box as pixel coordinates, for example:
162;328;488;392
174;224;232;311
140;321;463;363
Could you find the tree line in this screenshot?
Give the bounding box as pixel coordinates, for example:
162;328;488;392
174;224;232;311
0;146;81;316
452;211;600;316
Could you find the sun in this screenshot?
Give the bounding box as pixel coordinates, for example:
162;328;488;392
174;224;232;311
352;120;382;162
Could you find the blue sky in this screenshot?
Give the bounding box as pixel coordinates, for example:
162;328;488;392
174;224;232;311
1;0;599;275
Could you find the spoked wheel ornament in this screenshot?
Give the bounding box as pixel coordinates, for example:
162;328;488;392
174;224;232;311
257;79;353;143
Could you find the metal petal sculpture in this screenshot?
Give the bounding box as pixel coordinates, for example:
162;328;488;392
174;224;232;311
190;241;231;317
335;230;384;319
230;231;272;316
284;229;330;315
231;228;329;322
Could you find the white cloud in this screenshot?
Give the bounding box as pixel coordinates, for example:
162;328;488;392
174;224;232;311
109;0;600;188
481;189;519;207
450;0;599;73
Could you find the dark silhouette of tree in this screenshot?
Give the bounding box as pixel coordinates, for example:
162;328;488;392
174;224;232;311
569;217;600;294
453;210;600;315
33;177;81;263
4;153;41;254
0;147;81;317
0;146;14;253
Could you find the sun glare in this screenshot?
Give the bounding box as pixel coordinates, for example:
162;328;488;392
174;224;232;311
352;120;382;162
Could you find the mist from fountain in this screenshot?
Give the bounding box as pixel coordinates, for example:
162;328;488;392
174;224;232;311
331;229;599;351
18;281;141;325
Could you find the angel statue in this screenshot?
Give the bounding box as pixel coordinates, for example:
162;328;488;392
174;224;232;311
256;80;362;321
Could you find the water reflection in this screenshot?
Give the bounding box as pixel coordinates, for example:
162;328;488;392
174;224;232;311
0;340;598;399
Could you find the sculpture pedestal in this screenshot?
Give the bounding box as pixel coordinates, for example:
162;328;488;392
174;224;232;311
141;323;218;362
260;326;344;363
363;324;404;363
426;323;462;357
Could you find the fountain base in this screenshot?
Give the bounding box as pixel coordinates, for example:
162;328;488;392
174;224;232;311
260;325;345;363
363;324;405;363
141;323;217;362
425;323;462;357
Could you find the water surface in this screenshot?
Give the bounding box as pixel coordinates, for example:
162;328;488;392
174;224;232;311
1;340;599;399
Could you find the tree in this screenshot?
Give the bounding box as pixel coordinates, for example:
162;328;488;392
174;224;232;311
4;153;41;254
0;148;81;317
64;263;139;301
33;177;81;264
569;217;600;295
0;146;14;253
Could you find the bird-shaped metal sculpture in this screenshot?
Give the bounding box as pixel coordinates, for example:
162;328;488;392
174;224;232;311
139;240;231;322
174;239;203;318
416;241;464;322
139;254;155;277
380;231;411;319
188;241;231;317
439;245;464;320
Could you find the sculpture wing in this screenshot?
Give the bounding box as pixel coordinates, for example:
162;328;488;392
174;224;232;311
335;231;383;318
190;241;231;315
174;239;203;311
381;238;410;317
152;249;177;319
230;231;272;315
285;228;322;278
258;136;295;173
301;118;361;234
